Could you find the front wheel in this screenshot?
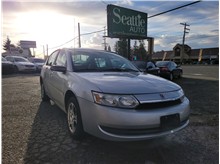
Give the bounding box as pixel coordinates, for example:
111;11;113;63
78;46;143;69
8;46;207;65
67;97;84;140
41;83;50;101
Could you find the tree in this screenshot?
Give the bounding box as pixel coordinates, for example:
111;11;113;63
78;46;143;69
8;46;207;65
114;38;128;58
3;37;11;51
138;40;148;61
131;41;139;60
3;37;17;54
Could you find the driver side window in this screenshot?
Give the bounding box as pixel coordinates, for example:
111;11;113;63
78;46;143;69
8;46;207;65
47;50;59;66
55;51;67;67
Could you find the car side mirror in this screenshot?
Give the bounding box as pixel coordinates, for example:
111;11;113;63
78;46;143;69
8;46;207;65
50;65;66;73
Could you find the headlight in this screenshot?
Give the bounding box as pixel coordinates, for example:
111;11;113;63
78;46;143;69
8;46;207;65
178;89;185;102
92;91;139;108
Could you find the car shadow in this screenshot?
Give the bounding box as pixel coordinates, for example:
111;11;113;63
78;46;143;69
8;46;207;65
23;76;219;163
175;77;218;114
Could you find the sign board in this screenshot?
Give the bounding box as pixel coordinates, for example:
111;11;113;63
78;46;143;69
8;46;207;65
107;4;148;39
20;40;36;48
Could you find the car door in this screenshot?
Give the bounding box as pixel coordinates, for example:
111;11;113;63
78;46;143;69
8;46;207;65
43;50;59;98
49;50;67;108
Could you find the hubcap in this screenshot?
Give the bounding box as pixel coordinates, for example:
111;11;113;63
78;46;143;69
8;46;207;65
68;102;77;134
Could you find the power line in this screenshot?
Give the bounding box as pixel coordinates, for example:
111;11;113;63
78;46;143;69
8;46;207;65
48;36;78;50
100;0;108;5
148;0;201;18
45;1;202;52
48;29;105;50
80;29;105;36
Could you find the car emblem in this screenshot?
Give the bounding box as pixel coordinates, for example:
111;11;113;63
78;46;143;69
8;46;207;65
160;93;165;99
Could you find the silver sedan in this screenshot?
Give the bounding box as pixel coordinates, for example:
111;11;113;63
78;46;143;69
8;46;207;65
40;48;190;141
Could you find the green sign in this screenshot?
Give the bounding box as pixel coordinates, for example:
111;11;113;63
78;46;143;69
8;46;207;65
107;4;148;39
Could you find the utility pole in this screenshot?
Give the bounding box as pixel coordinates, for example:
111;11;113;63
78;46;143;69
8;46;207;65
42;45;45;59
46;44;48;58
180;23;190;63
102;26;107;50
78;23;81;48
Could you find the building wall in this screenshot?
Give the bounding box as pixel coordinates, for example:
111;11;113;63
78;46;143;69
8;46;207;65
152;47;219;64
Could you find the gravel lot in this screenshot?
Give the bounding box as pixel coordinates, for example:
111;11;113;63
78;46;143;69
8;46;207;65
2;65;219;164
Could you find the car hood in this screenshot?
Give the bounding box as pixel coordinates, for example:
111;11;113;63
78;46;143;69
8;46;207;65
77;72;181;94
2;61;13;65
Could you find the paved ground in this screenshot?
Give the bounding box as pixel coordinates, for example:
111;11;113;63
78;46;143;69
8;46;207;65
2;65;219;164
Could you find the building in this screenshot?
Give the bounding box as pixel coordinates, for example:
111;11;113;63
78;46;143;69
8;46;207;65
2;47;32;58
152;44;219;64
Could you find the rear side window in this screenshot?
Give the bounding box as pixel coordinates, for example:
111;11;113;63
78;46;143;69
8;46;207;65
47;50;59;66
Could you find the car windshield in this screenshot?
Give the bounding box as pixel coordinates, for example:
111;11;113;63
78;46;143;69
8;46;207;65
2;57;7;61
70;50;139;72
14;57;29;62
156;61;169;67
147;62;156;68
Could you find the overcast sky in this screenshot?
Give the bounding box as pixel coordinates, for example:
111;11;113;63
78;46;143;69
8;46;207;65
2;0;219;57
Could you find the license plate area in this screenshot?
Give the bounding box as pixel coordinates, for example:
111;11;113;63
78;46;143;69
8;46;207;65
160;114;180;130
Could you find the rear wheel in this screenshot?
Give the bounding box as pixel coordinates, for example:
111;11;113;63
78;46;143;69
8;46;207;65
41;83;49;101
169;72;174;81
67;97;84;139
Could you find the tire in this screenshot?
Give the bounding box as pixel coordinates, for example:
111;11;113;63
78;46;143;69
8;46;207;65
14;66;19;73
179;71;183;78
67;97;84;139
41;83;50;101
169;72;174;81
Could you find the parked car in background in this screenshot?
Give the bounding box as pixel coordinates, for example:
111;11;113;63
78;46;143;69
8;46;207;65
2;57;14;74
131;61;160;76
146;61;160;76
5;56;36;73
28;57;45;72
40;48;190;141
156;61;183;81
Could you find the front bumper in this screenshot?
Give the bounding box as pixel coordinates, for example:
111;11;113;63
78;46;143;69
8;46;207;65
78;97;190;141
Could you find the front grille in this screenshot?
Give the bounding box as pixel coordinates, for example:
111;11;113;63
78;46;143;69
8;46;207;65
136;99;182;110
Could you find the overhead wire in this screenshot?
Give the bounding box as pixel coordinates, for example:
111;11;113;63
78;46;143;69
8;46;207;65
148;0;202;18
48;29;105;50
43;0;203;53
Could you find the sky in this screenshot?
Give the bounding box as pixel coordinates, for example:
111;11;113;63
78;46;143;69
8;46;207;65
1;0;219;58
